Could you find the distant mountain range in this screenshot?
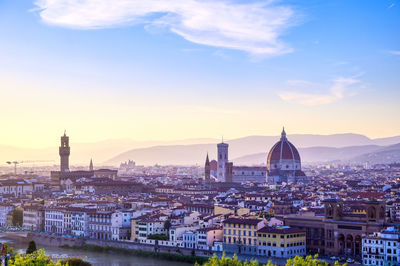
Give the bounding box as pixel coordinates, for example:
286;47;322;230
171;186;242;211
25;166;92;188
105;134;400;166
1;133;399;167
234;143;400;165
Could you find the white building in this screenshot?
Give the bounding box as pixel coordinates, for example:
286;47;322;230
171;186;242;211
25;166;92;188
88;211;112;240
182;231;197;249
362;227;400;266
0;180;32;196
111;211;132;240
69;208;90;237
0;204;13;227
217;142;228;182
45;208;65;234
169;225;200;242
232;166;267;183
136;218;167;240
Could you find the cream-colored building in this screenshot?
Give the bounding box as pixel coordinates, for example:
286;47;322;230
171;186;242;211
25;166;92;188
23;205;44;231
223;217;265;255
214;205;250;216
257;226;306;258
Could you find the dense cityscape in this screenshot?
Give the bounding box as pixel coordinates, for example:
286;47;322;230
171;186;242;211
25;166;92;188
1;0;399;265
0;130;399;265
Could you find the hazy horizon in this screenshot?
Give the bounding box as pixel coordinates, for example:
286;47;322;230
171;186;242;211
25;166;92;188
1;131;400;150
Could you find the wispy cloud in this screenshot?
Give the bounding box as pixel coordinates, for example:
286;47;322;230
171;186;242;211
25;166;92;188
33;0;297;56
389;3;395;9
389;50;400;55
278;77;361;106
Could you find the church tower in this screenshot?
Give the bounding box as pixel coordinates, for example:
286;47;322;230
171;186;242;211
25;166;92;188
89;158;94;171
217;140;229;182
59;131;70;172
205;153;211;183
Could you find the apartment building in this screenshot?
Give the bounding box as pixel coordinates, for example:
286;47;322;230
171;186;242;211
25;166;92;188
257;226;306;258
362;227;400;265
223;217;265;255
23;205;44;231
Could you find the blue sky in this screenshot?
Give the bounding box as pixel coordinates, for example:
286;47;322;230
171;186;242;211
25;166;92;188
0;0;399;147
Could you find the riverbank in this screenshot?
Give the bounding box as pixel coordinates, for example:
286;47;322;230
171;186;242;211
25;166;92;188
61;244;208;264
0;233;192;266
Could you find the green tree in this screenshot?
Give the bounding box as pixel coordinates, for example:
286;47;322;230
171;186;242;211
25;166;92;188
26;240;37;254
164;220;172;232
286;254;345;266
12;208;23;227
200;253;273;266
286;255;327;266
9;249;60;266
200;253;342;266
147;234;169;240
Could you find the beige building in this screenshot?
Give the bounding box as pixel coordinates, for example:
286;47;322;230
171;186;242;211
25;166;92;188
131;217;167;241
214;205;250;216
257;226;306;258
223;217;265;255
23;205;44;231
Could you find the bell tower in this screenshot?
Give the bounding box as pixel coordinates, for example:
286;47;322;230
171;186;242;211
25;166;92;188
205;153;211;184
217;139;229;182
59;131;70;172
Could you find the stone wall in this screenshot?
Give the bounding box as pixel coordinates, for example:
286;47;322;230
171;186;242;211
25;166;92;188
27;232;85;247
85;238;212;257
26;233;212;257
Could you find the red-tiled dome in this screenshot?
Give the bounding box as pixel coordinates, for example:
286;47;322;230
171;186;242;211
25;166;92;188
267;128;300;167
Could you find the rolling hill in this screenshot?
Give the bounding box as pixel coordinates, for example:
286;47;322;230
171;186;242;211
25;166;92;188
106;134;400;166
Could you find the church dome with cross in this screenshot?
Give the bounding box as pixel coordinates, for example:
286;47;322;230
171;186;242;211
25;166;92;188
267;128;306;183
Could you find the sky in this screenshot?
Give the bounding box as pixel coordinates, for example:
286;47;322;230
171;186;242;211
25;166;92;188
0;0;399;148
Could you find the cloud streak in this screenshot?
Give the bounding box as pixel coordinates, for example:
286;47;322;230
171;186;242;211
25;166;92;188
33;0;296;56
278;77;360;106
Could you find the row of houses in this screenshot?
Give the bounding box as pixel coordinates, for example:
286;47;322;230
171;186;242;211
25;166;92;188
19;205;133;241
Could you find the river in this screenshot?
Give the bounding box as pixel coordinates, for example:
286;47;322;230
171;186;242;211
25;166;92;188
0;233;192;266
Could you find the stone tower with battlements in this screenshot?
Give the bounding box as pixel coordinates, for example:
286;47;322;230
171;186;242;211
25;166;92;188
59;131;70;172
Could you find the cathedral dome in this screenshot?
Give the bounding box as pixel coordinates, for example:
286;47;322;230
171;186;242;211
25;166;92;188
267;128;301;171
267;130;300;163
267;128;306;183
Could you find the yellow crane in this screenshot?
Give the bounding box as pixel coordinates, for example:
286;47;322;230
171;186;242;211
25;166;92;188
6;160;54;176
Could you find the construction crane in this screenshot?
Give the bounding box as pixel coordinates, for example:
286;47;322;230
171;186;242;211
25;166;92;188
6;160;54;176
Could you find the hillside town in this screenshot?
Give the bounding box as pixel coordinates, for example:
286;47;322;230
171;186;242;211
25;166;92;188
1;131;400;265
